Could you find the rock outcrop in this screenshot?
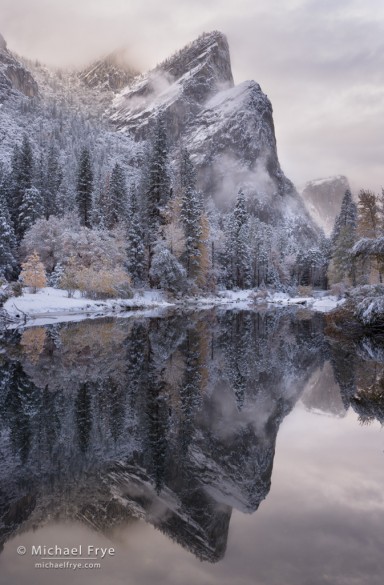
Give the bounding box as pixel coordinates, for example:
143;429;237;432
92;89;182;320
301;175;350;235
0;33;38;100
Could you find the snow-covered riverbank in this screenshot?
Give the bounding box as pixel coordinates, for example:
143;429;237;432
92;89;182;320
2;287;345;328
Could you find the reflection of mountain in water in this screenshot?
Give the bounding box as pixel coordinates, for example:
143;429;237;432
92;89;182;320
1;309;374;562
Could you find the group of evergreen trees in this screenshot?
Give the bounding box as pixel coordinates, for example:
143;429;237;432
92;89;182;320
1;119;338;293
328;188;384;286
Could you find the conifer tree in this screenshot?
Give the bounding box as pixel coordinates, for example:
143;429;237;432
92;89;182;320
108;162;126;229
225;190;251;288
76;147;93;227
19;186;45;238
10;135;34;239
145;117;171;249
329;189;357;285
0;190;17;280
180;149;203;279
44;145;63;218
126;189;146;284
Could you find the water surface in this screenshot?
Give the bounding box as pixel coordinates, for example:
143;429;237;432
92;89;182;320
0;309;383;584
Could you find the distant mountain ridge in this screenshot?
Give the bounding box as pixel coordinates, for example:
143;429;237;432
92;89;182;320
301;175;350;235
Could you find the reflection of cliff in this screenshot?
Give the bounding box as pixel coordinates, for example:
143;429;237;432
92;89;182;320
301;362;346;417
328;336;384;425
0;310;326;561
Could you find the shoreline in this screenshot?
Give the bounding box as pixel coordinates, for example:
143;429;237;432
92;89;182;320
1;287;344;329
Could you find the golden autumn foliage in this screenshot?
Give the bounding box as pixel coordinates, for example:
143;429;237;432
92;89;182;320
20;250;47;293
75;266;132;299
59;258;132;300
21;327;47;363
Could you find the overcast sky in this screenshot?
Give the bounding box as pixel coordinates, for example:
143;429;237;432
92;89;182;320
1;0;383;192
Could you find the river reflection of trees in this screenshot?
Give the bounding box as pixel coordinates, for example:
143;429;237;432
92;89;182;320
0;310;383;560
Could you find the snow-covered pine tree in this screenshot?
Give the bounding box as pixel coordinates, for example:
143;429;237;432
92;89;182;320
145;116;171;250
76;147;94;228
44;145;63;218
225;189;251;288
19;187;45;239
149;243;187;293
126;188;146;284
10;135;34;239
107;162;126;229
0;189;17;280
329;189;357;285
179;149;203;279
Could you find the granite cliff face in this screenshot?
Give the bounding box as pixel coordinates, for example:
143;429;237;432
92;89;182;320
110;31;234;140
0;33;38;100
301;175;350;235
109;31;317;232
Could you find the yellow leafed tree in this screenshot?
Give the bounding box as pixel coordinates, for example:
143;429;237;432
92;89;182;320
20;250;47;293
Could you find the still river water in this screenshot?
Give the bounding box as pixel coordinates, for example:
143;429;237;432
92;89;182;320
0;308;383;585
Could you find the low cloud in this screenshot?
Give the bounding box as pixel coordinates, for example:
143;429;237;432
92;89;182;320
1;0;383;191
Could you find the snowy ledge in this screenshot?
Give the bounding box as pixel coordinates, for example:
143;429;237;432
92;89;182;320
2;288;344;328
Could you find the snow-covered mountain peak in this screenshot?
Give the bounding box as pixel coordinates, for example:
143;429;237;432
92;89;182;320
109;31;234;140
155;30;233;86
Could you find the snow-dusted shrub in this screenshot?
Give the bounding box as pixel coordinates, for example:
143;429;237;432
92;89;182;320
355;295;384;326
250;289;269;303
75;266;132;300
297;285;313;297
20;214;127;274
330;282;347;299
149;244;187;293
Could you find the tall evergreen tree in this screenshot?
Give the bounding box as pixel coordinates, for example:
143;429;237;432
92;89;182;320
329;189;357;285
44;145;63;218
107;162;126;229
180;149;203;279
126;189;146;284
225;190;251;288
76;147;94;228
10;135;34;239
0;189;17;280
145;117;171;249
19;186;45;238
